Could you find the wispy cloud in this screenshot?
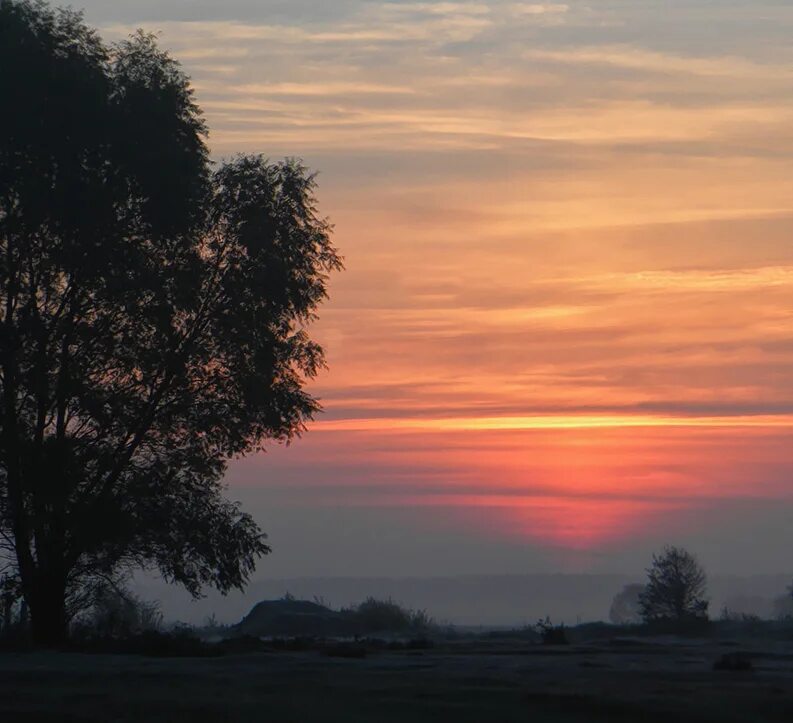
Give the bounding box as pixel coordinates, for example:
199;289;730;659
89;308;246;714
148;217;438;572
89;0;793;554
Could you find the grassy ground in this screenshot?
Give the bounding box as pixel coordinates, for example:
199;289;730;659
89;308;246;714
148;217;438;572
2;636;793;722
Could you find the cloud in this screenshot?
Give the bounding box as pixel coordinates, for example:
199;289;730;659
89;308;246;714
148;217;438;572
522;45;793;80
509;3;569;15
381;2;492;17
228;81;418;97
85;1;793;563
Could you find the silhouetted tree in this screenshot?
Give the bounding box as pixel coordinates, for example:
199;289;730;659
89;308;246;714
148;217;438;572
609;583;645;625
638;546;709;622
0;1;341;645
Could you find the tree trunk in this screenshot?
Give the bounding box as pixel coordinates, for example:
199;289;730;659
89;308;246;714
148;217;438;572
19;599;29;630
28;577;68;647
1;595;11;635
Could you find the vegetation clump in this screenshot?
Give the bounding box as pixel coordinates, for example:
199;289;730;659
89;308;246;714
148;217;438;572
235;594;434;638
71;582;162;639
535;617;569;645
346;597;433;635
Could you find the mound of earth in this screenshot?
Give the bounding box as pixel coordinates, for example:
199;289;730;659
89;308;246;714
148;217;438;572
234;598;353;637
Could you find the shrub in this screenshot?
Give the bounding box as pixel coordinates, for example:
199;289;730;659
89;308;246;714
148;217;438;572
71;583;162;639
347;597;433;635
535;617;569;645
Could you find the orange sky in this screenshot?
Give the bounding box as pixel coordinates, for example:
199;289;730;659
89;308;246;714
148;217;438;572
90;0;793;572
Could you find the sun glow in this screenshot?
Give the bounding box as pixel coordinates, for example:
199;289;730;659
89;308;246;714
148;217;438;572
117;0;793;557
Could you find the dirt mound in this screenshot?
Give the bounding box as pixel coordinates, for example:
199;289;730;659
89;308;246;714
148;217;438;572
234;598;352;637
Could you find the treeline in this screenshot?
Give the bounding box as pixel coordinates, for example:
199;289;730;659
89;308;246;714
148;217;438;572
609;546;793;626
0;582;436;646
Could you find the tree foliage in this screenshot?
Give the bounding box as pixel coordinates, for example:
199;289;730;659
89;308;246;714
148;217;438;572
638;546;709;623
0;0;341;644
609;583;645;625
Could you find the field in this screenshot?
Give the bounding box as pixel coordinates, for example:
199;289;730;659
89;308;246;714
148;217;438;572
2;635;793;722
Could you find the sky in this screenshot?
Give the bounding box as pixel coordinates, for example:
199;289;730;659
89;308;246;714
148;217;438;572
79;1;793;577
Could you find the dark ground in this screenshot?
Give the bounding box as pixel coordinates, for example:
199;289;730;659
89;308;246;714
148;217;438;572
2;636;793;722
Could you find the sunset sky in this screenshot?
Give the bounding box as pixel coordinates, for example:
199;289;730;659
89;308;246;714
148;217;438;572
83;1;793;576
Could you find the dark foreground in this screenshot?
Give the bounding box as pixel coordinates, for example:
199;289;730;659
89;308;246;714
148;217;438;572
2;637;793;722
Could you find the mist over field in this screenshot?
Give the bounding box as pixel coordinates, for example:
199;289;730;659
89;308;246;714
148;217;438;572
136;573;793;626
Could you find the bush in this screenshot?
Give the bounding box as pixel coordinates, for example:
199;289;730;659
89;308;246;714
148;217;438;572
347;597;433;635
535;617;569;645
71;583;162;639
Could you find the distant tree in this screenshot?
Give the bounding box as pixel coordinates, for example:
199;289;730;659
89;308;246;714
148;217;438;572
638;546;709;622
772;580;793;620
609;583;645;625
0;1;341;646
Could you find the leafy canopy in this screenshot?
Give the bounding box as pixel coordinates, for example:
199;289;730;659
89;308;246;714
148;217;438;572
0;0;341;632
